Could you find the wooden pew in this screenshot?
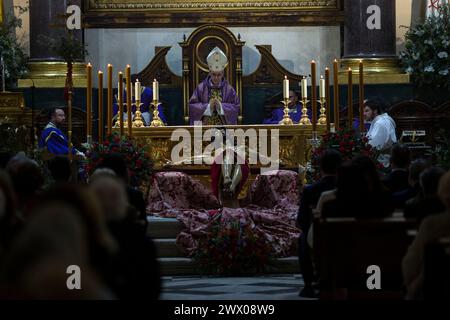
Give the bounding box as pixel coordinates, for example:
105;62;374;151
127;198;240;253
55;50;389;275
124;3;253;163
313;217;416;300
424;237;450;300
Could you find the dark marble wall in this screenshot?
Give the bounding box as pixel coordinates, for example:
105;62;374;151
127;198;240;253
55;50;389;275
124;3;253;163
29;0;82;61
344;0;397;58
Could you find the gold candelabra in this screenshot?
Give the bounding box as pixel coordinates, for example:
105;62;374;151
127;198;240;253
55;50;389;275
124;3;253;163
318;97;327;126
133;100;145;128
278;98;294;126
299;97;312;126
151;100;165;127
113;103;128;129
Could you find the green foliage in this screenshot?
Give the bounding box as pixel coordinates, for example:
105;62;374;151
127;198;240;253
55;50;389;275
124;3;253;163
0;5;29;89
38;32;88;65
400;3;450;89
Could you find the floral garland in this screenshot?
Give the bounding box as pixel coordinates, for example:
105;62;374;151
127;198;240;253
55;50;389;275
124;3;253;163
85;132;153;187
308;128;382;182
192;213;275;275
400;3;450;90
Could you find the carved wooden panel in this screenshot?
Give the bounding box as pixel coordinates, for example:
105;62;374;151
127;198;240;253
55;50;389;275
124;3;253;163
131;46;182;87
243;45;306;86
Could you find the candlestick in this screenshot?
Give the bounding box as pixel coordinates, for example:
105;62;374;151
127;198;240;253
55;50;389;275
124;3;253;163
117;72;124;136
86;63;92;143
325;67;331;132
153;79;159;102
311;60;317;131
299;97;312;126
348;67;353;130
333;59;340;130
133;79;145;128
107;64;113;136
318;97;327;126
283;76;289;100
279;97;294;126
126;65;132;137
151;100;165;128
359;60;365;134
98;71;104;143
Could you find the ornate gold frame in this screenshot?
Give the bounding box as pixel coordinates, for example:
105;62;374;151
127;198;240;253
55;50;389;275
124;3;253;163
83;0;343;28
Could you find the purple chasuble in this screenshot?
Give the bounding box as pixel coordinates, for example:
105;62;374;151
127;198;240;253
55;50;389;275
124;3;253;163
189;76;240;125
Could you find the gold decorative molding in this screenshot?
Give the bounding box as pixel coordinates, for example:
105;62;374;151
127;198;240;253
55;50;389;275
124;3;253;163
83;0;343;27
338;58;410;84
0;92;32;126
89;0;338;10
18;62;88;88
121;124;324;169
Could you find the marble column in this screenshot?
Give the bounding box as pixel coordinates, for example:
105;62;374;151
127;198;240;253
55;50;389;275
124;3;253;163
340;0;409;84
343;0;396;59
29;0;82;61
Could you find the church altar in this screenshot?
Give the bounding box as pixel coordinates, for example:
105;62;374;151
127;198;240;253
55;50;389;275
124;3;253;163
123;125;325;185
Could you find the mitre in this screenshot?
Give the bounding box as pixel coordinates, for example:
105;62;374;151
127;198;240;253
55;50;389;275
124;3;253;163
207;47;228;72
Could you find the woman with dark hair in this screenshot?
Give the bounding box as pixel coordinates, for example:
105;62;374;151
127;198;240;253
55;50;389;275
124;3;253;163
322;156;393;219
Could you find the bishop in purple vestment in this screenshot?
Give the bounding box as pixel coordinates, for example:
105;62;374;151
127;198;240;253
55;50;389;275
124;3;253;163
189;47;240;125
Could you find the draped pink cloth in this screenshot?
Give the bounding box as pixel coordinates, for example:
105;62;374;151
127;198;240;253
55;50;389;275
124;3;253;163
146;170;301;258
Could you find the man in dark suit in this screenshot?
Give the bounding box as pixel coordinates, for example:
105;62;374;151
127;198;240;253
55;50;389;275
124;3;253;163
382;144;411;194
297;149;342;298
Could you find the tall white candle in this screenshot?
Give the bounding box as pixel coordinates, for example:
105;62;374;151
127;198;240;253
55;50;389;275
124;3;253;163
320;75;326;99
301;77;308;99
153;79;159;101
135;79;141;100
283;76;289;100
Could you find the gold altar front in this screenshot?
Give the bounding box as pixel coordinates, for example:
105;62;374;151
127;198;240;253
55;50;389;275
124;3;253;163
128;125;321;169
124;124;323;190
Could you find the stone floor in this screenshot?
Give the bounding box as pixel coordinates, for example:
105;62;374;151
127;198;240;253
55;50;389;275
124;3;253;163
160;274;316;300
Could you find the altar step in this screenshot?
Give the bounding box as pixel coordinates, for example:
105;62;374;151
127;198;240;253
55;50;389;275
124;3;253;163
147;216;300;276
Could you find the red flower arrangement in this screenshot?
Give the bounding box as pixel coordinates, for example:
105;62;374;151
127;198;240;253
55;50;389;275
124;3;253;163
85;132;153;187
308;128;382;182
192;214;274;275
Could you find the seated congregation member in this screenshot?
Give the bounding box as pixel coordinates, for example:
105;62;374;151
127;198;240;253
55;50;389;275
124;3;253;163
0;202;113;299
0;170;21;257
38;108;84;157
402;170;450;300
94;153;147;232
6;154;44;217
189;47;240;125
363;99;397;167
321;156;393;219
113;84;167;127
392;159;430;209
297;149;342;298
264;90;302;124
47;156;72;183
89;170;160;300
404;166;446;224
382;144;411;194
